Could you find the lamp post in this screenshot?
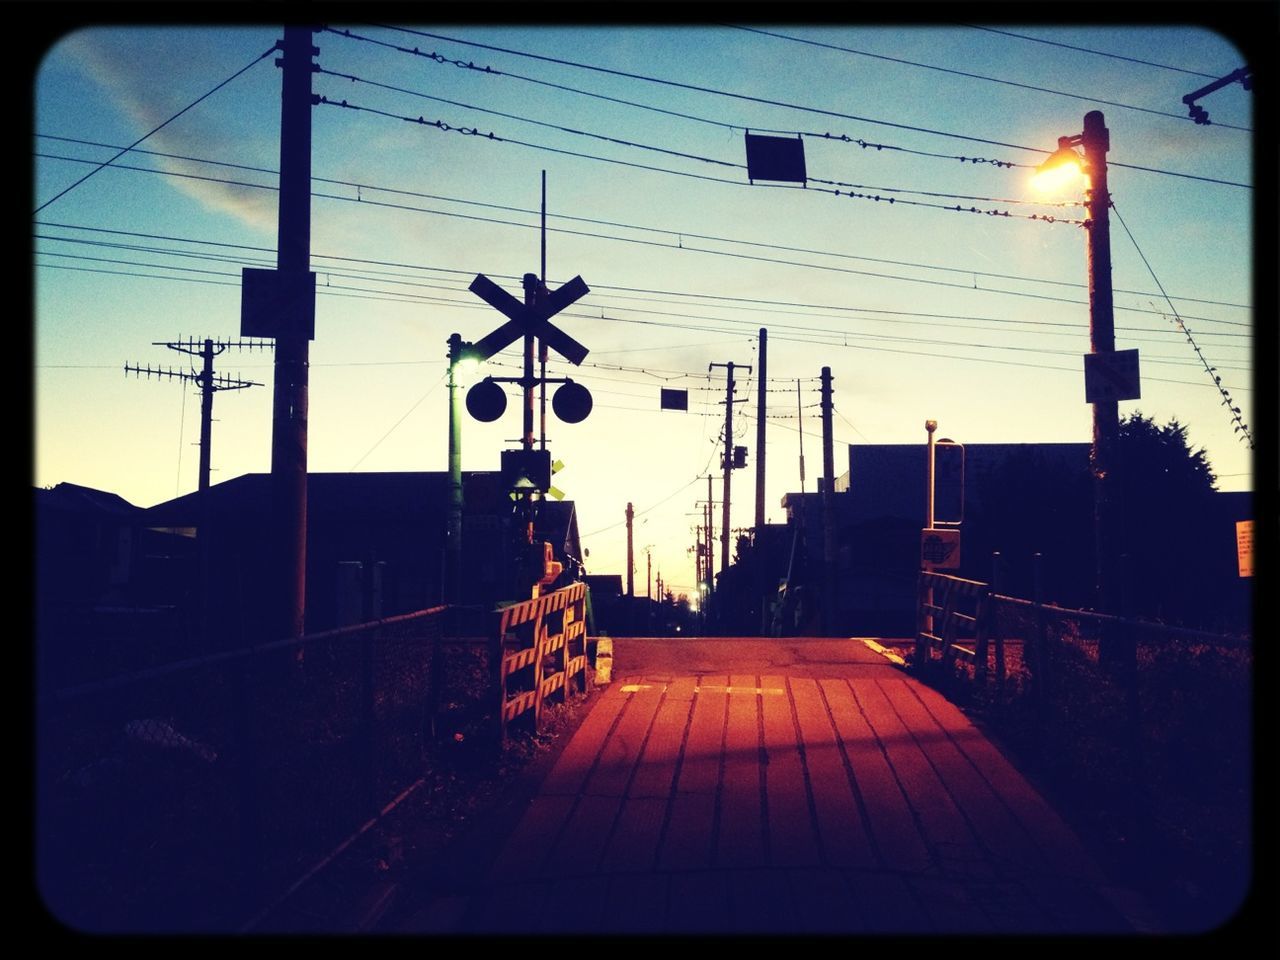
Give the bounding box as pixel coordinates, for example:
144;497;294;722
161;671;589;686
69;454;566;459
446;333;478;604
1038;110;1126;670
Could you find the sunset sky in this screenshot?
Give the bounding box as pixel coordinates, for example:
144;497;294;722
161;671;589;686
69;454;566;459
33;20;1258;600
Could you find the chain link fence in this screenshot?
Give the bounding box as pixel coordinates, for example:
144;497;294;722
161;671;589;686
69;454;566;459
36;605;489;933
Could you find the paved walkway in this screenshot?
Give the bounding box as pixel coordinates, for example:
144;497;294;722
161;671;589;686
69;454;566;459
403;638;1147;935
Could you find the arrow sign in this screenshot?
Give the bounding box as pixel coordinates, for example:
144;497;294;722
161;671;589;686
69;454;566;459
469;273;590;364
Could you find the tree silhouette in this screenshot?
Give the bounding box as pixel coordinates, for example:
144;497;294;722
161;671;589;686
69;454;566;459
1114;412;1222;626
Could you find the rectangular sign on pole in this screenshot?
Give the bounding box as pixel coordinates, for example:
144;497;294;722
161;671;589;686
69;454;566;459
240;268;316;339
921;527;961;571
1236;519;1253;577
1084;349;1141;403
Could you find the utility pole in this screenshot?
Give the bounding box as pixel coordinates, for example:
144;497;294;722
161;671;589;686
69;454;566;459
710;361;751;573
126;337;263;647
625;502;635;597
755;328;767;530
705;475;716;593
1081;111;1123;669
797;378;806;495
647;548;652;601
820;366;837;636
521;273;539;452
126;337;265;491
271;25;316;642
539;170;549;451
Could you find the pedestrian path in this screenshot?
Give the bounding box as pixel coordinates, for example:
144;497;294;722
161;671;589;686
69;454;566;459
403;640;1146;934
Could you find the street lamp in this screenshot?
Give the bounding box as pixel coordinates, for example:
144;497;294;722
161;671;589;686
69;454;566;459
446;332;480;604
1036;111;1126;669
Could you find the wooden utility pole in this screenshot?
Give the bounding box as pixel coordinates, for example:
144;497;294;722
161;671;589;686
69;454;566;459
625;501;635;597
710;361;751;573
126;338;264;492
820;366;837;636
755;328;767;530
705;475;715;593
271;25;316;642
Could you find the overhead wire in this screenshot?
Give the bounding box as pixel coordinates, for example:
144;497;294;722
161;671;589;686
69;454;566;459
311;95;1083;222
33;45;277;214
311;69;1080;207
958;24;1224;80
1110;202;1254;447
727;24;1250;132
351;24;1252;189
34;152;1249;315
36;218;1253;339
39;246;1249;376
35;255;1252;388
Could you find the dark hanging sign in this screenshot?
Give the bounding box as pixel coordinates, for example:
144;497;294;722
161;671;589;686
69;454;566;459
240;268;316;339
660;388;689;411
745;132;807;185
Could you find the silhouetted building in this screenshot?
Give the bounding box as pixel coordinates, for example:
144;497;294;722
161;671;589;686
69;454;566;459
136;471;583;646
765;442;1249;636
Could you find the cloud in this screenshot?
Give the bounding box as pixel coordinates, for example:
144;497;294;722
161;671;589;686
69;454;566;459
55;28;278;231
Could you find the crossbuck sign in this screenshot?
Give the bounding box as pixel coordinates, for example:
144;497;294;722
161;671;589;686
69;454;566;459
469;273;590;365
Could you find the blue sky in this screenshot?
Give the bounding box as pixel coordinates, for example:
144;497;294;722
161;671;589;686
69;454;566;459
33;20;1259;599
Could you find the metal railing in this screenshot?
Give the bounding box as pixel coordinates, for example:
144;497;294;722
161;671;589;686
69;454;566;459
37;606;463;933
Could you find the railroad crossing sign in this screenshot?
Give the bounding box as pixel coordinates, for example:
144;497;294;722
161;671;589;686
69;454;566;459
469;273;590;364
1084;348;1141;403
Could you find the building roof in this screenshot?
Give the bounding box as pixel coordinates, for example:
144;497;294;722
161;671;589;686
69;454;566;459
36;482;140;517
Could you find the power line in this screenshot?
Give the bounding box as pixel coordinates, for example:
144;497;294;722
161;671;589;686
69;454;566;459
728;24;1250;132
361;23;1088;155
312;68;1079;208
322;26;1037;170
38;217;1253;341
40;247;1249;375
359;24;1252;189
35;149;1249;312
348;372;448;470
39;257;1252;393
314;95;1078;223
1110;202;1254;448
959;24;1223;80
315;66;742;169
33;45;277;214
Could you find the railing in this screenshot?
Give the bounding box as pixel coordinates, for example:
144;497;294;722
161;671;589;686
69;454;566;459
37;606;464;932
492;582;591;741
914;567;1252;930
915;571;998;682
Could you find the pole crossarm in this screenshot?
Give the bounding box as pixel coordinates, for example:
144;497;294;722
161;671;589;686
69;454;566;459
124;364;261;391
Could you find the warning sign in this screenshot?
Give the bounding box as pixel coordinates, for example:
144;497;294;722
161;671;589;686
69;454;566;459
1084;349;1141;403
1236;520;1253;578
921;528;961;571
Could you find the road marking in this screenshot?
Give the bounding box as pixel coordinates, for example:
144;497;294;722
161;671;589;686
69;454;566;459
859;638;907;666
619;684;659;693
693;685;784;695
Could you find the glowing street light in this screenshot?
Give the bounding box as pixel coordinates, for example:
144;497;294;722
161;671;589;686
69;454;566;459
1031;136;1086;193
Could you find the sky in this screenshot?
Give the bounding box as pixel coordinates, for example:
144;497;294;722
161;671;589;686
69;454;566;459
32;16;1263;602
